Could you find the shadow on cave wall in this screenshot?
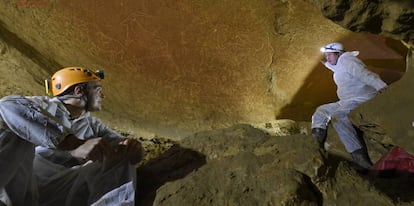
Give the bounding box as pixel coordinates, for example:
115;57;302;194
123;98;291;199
135;144;206;206
276;36;408;121
0;19;61;76
276;59;337;121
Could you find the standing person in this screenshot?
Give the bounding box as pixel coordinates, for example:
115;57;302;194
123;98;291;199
311;42;387;169
0;67;142;206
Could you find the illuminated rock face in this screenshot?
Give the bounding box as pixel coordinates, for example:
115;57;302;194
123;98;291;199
0;0;414;205
0;0;409;138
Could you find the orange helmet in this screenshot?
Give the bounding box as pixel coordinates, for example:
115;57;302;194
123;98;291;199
48;67;104;96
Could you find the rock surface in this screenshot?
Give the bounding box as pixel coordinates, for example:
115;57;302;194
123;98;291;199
147;124;400;206
350;50;414;154
0;0;408;138
0;0;413;205
306;0;414;46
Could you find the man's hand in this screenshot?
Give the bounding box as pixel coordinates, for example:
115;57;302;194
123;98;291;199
69;137;115;161
116;138;143;164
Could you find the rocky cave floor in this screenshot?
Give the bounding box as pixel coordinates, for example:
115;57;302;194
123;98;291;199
130;122;414;206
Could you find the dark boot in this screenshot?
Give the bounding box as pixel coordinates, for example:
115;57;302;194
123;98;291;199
351;149;373;169
311;128;327;149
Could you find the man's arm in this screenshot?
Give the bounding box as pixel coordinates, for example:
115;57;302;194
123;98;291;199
90;116;143;163
89;117;143;164
348;60;388;91
58;134;116;161
90;116;125;144
0;96;71;148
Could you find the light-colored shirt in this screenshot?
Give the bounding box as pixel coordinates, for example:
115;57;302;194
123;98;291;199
0;95;128;205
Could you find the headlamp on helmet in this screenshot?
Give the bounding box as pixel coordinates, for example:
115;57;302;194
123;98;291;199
320;42;345;53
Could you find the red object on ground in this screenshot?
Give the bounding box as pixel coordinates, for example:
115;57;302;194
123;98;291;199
371;146;414;172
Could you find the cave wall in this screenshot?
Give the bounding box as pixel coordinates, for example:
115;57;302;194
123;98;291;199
0;0;408;138
306;0;414;46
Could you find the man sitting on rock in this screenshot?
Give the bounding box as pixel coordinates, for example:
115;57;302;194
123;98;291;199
311;42;387;169
0;67;142;206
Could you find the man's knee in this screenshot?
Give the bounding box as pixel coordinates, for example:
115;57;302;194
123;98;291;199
315;104;329;114
330;110;350;123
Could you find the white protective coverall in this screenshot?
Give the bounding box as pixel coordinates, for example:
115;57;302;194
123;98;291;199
0;95;136;206
311;51;387;153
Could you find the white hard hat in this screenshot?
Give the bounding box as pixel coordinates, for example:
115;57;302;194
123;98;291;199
320;42;345;53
